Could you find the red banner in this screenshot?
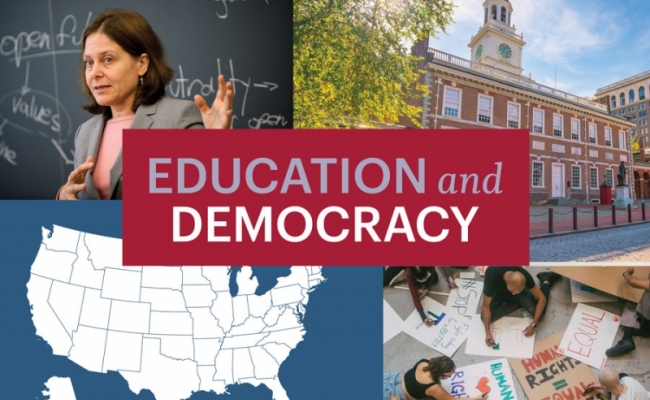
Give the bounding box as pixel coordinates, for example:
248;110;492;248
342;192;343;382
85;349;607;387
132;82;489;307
122;129;529;265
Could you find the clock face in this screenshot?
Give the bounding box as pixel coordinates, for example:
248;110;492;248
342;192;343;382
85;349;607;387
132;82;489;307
499;43;512;59
476;44;483;59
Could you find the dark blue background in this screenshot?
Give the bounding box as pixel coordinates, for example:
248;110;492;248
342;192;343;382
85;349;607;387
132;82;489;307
0;201;383;399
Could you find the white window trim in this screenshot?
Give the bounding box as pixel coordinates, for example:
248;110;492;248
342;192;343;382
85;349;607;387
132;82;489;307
570;118;581;141
477;94;494;125
507;101;521;129
588;122;598;144
532;161;544;188
589;167;599;189
619;131;627;150
442;86;462;118
571;165;581;189
532;108;545;135
604;127;612;147
553;113;564;137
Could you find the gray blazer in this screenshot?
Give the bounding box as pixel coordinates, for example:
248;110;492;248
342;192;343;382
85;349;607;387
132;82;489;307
73;97;203;200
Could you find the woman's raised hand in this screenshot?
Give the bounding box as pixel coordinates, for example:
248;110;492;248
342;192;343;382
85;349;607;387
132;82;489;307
194;74;234;129
60;156;94;200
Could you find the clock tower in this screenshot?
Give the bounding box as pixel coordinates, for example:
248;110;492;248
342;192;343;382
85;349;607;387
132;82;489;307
468;0;525;75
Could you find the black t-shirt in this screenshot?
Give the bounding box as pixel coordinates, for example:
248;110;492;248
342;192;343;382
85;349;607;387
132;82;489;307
483;267;535;298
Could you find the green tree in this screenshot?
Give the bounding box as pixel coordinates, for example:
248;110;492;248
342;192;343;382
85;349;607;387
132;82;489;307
294;0;454;128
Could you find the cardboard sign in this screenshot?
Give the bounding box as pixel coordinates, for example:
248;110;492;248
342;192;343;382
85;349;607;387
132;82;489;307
509;332;596;400
440;358;519;400
446;279;484;318
403;297;471;357
558;303;621;369
384;299;404;343
465;316;535;359
569;280;617;303
552;267;650;303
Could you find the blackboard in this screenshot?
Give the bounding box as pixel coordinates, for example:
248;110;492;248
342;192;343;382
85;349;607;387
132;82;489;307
0;0;292;199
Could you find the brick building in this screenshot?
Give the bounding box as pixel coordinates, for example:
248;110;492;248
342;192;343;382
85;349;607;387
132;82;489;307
594;72;650;199
407;0;635;203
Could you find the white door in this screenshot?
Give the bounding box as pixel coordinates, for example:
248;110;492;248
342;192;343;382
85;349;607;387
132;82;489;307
552;164;564;197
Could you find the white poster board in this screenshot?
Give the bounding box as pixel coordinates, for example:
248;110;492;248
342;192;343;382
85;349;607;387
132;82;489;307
403;297;471;357
383;299;404;343
465;316;535;359
569;280;617;303
446;279;484;319
440;358;519;400
558;303;621;369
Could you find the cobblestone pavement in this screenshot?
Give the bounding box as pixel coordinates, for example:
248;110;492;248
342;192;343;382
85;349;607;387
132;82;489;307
530;223;650;262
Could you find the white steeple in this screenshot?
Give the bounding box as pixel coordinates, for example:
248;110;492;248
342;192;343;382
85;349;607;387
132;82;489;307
468;0;525;75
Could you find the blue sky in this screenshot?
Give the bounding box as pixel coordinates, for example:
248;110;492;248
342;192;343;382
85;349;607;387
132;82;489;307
428;0;650;98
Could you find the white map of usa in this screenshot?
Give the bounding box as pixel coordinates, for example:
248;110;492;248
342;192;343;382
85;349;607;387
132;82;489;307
26;225;325;400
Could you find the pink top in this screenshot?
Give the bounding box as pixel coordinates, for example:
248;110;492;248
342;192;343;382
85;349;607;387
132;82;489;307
93;115;134;199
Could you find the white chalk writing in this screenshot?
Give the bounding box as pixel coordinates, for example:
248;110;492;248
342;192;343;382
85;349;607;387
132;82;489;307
167;59;279;126
0;140;17;165
0;13;89;67
11;95;60;133
214;0;270;19
248;113;287;129
51;139;74;165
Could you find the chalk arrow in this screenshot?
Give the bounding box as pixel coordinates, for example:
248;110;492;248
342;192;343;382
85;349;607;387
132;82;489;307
253;81;278;91
51;139;74;165
0;118;7;136
21;61;31;96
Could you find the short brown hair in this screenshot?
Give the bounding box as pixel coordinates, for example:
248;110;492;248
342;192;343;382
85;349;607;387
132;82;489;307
80;9;173;115
423;356;456;384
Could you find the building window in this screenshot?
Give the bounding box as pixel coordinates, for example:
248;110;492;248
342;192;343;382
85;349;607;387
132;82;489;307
590;167;599;189
571;165;581;189
605;169;613;187
630;89;635;104
641;119;648;126
507;102;520;128
604;127;612;146
629;106;635;112
620;108;626;114
443;86;461;117
570;118;580;140
484;7;488;24
533;109;544;134
588;123;597;144
532;161;544;188
612;111;617;116
611;95;616;109
620;93;625;106
501;6;506;22
553;114;563;137
491;4;497;19
640;111;647;117
619;131;626;150
640;103;647;109
640;86;646;101
477;94;493;124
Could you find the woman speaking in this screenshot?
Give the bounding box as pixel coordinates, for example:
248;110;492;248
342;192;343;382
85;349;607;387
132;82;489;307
58;9;234;200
